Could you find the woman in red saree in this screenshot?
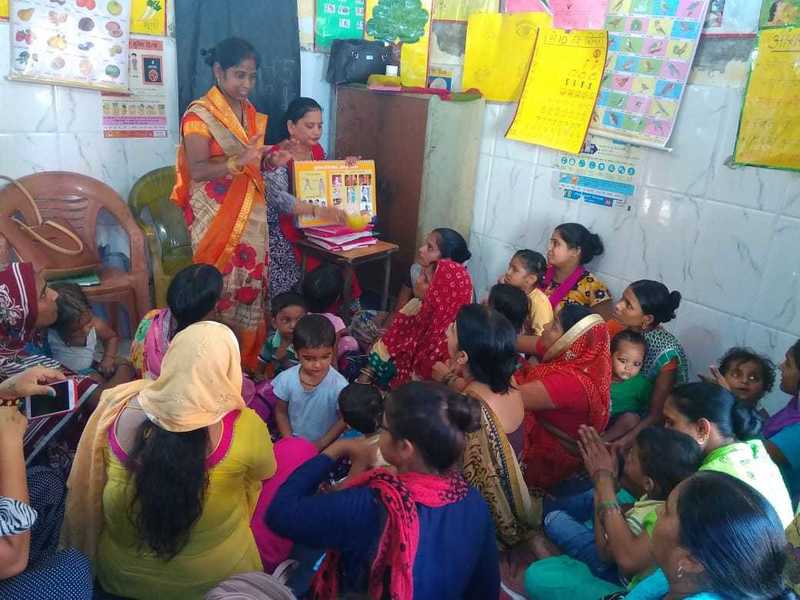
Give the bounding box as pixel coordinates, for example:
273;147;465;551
515;303;611;490
359;260;473;389
171;38;288;371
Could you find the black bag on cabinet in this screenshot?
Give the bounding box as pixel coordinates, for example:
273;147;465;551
326;39;392;85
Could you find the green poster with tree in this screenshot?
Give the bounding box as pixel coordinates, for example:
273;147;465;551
315;0;366;49
366;0;429;44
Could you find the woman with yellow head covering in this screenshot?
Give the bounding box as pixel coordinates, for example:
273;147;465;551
62;321;276;600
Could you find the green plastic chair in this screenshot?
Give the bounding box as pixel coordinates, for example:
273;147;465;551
128;167;192;308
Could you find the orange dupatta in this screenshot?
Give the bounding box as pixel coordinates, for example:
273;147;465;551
171;86;267;271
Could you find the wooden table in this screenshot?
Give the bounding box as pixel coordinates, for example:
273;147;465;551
297;239;400;312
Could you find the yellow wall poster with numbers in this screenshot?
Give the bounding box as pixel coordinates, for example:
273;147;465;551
733;27;800;171
294;160;378;227
506;29;607;154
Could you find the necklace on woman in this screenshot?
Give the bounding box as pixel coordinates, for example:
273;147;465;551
287;139;313;161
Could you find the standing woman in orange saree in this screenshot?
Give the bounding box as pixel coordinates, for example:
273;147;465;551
171;38;290;370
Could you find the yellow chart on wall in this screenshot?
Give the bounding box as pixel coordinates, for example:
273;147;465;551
432;0;499;22
0;0;8;20
401;0;433;88
462;12;550;102
734;27;800;171
130;0;166;36
506;28;608;154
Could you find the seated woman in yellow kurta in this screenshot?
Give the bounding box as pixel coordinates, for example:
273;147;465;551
62;321;276;600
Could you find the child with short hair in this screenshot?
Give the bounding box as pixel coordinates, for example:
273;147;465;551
487;283;529;334
701;346;775;414
336;383;389;481
273;314;348;450
302;264;359;367
48;282;124;382
339;382;383;437
256;292;307;379
603;330;653;443
527;426;703;595
501;249;553;337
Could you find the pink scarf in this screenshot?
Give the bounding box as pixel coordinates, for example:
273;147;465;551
540;264;586;309
142;308;175;379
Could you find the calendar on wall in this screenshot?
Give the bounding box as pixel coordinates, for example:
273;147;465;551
506;28;608;154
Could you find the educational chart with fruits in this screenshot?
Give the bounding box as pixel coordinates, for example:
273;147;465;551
589;0;711;148
9;0;130;92
293;160;377;228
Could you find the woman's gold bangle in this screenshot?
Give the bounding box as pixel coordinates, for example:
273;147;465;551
227;156;244;175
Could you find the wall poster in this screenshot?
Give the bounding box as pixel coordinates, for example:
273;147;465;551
558;135;643;208
102;37;167;138
733;26;800;171
130;0;165;36
506;28;607;154
461;12;549;102
315;0;365;49
589;0;711;148
9;0;131;91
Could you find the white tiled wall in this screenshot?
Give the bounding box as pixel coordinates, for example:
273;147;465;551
0;22;180;203
0;21;179;257
469;84;800;413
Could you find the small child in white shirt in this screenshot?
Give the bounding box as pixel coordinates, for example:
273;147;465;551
48;282;122;382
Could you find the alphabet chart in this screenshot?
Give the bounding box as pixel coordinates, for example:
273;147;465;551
506;28;607;154
589;0;711;148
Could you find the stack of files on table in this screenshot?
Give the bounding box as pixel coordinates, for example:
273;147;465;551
303;225;378;252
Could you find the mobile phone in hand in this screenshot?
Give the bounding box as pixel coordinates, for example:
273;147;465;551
24;380;77;420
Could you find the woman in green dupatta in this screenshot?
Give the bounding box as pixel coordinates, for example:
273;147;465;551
662;381;793;527
433;304;539;548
